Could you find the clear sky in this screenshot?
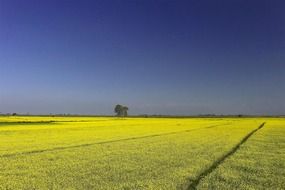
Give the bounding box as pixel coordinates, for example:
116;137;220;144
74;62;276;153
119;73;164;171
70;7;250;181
0;0;284;115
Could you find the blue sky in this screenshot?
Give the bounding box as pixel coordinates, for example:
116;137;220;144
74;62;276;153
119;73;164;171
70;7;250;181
0;0;284;115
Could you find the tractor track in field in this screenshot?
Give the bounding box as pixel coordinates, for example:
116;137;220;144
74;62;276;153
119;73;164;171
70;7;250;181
0;123;230;158
185;122;266;190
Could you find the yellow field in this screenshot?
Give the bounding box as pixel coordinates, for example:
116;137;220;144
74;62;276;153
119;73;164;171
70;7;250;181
0;116;284;189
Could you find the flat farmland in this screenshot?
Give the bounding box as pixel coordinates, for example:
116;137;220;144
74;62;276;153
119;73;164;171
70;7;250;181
0;116;284;189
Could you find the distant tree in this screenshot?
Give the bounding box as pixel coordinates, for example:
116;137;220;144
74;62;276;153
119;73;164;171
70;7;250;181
114;104;122;116
114;104;129;117
12;113;17;116
122;106;128;117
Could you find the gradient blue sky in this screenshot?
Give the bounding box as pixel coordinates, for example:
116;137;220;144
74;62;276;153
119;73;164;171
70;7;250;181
0;0;284;115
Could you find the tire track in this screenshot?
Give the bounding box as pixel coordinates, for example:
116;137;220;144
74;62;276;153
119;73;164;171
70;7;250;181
0;123;229;158
185;122;266;190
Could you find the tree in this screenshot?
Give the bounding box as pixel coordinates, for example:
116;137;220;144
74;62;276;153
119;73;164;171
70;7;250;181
114;104;129;117
122;106;128;117
114;104;122;116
